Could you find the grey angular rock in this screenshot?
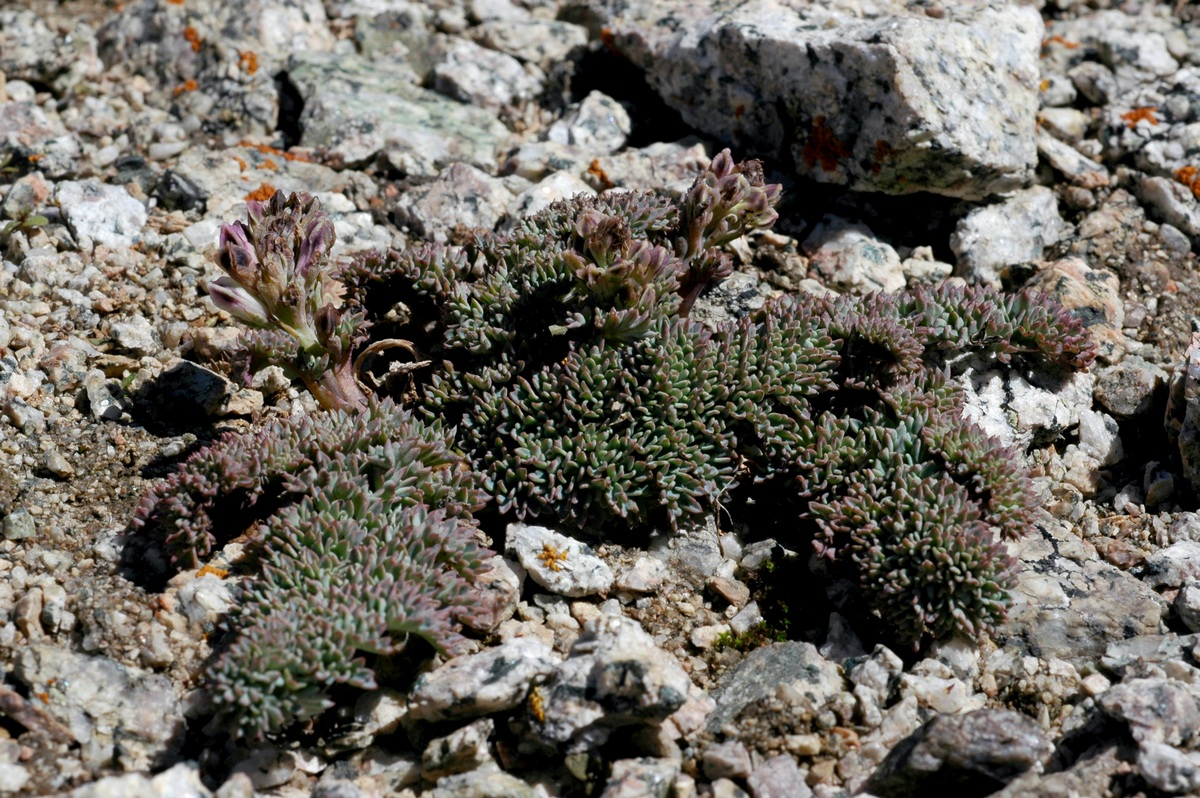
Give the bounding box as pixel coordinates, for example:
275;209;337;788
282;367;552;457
1138;176;1200;241
866;709;1054;798
600;757;679;798
1168;332;1200;492
392;162;516;243
990;744;1125;798
1138;741;1200;795
1176;583;1200;633
1035;131;1110;186
67;762;211;798
1068;61;1118;106
168;145;372;221
97;0;337;136
1098;678;1200;747
1100;633;1200;679
424;765;539;798
289;51;509;176
1003;516;1166;668
534;614;691;751
3;507;35;541
703;741;753;780
707;642;843;733
600;0;1041;199
1095;355;1168;419
474;18;588;70
13;644;183;772
408;636;558;722
747;754;812;798
432;38;544;111
422;718;495;780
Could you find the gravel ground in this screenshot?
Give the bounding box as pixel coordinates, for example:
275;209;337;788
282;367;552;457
6;0;1200;796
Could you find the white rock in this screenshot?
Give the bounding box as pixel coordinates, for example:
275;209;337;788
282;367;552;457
505;171;594;222
547;91;631;154
1078;407;1124;466
616;556;666;593
728;601;763;637
432;38;544;110
1144;542;1200;590
691;624;729;649
900;246;953;284
802;216;904;294
408;636;559;722
67;764;212;798
55;181;147;248
506;523;614;597
1176;582;1200;633
1140;176;1200;241
961;367;1095;452
230;747;296;791
1139;741;1200;794
899;659;986;715
950;186;1065;285
175;574;235;629
0;763;28;794
109;316;159;357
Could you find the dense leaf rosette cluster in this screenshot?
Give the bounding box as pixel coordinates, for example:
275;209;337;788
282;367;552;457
133;403;486;737
134;150;1096;737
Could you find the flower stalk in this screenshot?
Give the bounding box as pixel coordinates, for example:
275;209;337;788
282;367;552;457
208;190;369;411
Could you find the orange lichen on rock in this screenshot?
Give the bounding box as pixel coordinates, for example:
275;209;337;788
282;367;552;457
870;140;894;175
588;158;615;190
528;686;546;722
245;182;278;202
1176;165;1200;198
238;50;259;75
197;564;230;579
599;27;622;57
238;141;311;162
801;116;852;172
184;26;201;53
536;543;570;572
1122;107;1160;128
1041;35;1080;54
172;78;198;97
